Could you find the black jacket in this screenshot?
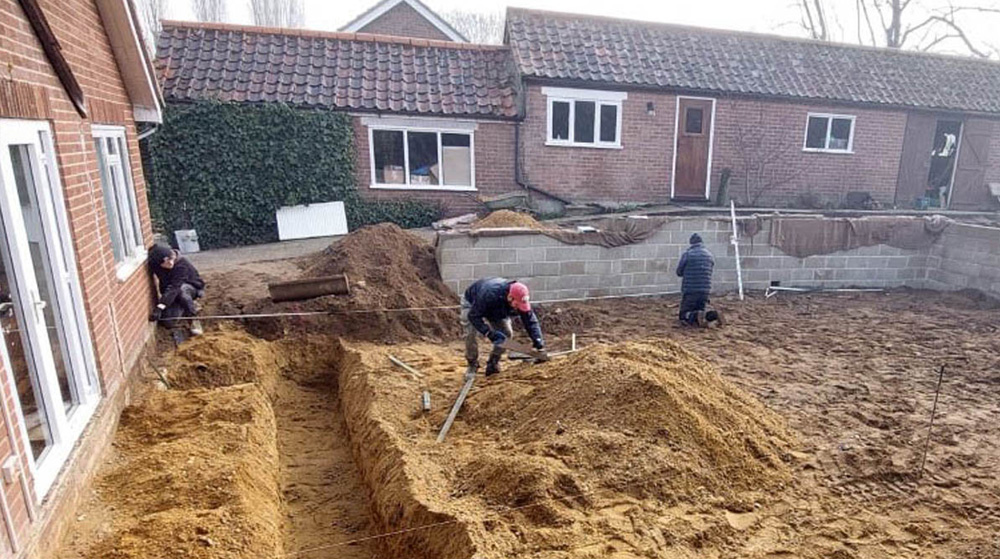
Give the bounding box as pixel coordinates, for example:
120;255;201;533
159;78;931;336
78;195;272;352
151;250;205;308
676;242;715;294
464;278;543;347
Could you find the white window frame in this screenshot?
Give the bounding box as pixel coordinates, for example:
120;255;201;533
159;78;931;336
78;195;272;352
366;121;476;192
802;113;856;154
0;118;102;500
542;87;626;149
92;125;146;280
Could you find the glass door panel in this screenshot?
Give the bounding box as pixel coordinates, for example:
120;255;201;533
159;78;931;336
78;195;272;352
0;237;53;461
9;145;78;413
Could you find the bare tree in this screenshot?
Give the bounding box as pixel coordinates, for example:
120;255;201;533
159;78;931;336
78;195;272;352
248;0;304;28
135;0;166;52
797;0;1000;58
193;0;226;23
442;10;505;44
723;100;804;206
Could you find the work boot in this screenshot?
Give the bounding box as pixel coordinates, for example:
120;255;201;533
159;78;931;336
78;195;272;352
707;310;725;327
485;355;502;377
695;311;708;328
190;320;204;336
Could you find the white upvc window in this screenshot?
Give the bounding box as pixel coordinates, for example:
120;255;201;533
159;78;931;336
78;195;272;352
92;126;145;278
803;113;856;153
366;118;476;192
543;87;626;149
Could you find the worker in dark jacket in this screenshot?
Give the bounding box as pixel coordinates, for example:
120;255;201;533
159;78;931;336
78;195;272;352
676;233;723;327
149;244;205;335
461;278;546;376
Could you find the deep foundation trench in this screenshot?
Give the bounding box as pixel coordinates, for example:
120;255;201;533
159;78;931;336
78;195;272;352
55;289;1000;559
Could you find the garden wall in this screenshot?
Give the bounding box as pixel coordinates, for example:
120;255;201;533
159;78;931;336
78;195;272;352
436;217;1000;302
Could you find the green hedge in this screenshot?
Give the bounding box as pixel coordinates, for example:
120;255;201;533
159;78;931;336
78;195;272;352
146;101;441;248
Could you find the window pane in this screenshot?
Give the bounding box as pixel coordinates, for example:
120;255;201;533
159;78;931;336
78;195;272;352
441;133;472;186
805;116;828;149
95;140;125;263
109;165;134;259
372;130;404;184
551;101;570;140
829;118;852;150
574;101;595;143
685;107;704;134
599;105;618;143
407;131;439;186
117;138;144;249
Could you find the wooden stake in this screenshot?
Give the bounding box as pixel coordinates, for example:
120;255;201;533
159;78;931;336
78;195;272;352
437;374;475;443
730;200;745;301
388;355;424;380
918;365;946;480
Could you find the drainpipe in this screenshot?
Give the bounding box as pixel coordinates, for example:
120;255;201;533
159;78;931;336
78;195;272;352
514;122;571;205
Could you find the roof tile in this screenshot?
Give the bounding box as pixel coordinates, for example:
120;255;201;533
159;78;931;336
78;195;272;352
156;21;518;119
506;8;1000;113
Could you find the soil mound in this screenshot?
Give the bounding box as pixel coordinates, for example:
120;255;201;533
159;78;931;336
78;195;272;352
167;327;284;390
473;210;548;230
295;223;460;342
87;384;281;559
465;340;795;502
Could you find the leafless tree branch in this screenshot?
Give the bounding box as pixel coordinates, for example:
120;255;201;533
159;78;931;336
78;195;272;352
193;0;226;23
248;0;303;28
441;10;505;44
135;0;166;52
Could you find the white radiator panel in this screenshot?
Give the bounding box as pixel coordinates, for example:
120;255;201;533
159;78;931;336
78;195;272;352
276;201;348;240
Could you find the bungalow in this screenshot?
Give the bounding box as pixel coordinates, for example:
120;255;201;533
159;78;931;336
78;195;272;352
0;0;160;555
154;0;1000;215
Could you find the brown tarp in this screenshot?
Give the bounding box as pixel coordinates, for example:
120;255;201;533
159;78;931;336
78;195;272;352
541;217;671;248
770;216;951;258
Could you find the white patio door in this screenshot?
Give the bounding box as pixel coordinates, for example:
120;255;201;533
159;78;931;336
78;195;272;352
0;119;100;498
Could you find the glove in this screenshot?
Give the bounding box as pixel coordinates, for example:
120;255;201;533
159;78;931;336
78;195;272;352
487;329;507;346
149;304;165;322
533;348;551;363
533;340;545;351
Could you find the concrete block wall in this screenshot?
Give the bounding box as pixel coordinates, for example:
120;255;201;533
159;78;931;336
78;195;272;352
925;223;1000;298
437;217;936;302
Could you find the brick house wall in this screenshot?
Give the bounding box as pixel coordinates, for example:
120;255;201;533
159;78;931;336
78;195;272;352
355;2;452;41
711;97;908;207
520;83;911;208
0;0;154;555
354;117;519;216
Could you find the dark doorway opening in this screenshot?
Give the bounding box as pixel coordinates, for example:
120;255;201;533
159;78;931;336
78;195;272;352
927;120;962;208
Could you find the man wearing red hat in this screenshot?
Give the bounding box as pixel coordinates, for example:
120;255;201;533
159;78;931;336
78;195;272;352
461;278;546;377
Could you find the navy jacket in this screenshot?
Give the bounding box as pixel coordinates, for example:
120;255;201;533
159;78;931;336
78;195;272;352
464;278;544;347
151;251;205;308
676;243;715;294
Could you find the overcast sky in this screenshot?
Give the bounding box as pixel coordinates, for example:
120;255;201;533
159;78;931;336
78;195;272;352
162;0;999;57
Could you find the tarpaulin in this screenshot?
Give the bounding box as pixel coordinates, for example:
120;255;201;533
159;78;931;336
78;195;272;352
540;217;671;248
769;215;951;258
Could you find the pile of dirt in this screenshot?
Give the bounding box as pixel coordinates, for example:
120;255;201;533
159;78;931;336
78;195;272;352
166;327;285;390
293;224;459;342
473;210;548;230
338;339;798;558
462;340;795;503
85;384;282;559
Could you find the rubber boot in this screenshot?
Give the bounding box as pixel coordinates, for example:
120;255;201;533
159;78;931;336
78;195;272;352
485;355;502;377
706;310;724;327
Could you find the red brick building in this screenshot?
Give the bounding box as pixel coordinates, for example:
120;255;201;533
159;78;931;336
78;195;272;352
0;0;160;555
156;2;1000;216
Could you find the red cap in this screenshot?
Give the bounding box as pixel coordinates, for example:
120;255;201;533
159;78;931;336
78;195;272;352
508;282;531;312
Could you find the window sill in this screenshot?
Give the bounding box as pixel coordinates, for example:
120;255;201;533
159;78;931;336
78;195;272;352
802;148;854;155
115;249;148;282
545;141;623;150
370;184;477;192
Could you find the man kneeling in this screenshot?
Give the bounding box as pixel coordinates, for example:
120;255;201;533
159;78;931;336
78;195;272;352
149;244;206;336
676;233;724;327
461;278;546;376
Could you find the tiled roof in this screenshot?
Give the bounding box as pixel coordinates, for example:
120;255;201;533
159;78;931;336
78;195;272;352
506;8;1000;114
155;21;518;119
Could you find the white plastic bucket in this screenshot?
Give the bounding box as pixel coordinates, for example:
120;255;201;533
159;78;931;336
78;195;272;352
174;229;200;253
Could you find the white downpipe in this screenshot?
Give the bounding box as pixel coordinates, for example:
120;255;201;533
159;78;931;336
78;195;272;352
730;200;745;301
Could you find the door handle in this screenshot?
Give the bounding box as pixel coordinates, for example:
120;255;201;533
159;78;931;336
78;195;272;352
29;292;47;323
